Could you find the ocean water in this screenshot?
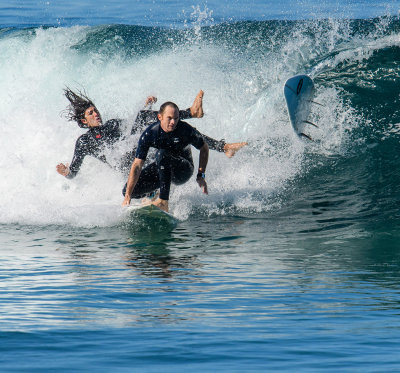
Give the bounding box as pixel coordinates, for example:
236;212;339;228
1;1;400;371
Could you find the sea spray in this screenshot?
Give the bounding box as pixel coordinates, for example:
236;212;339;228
1;16;399;224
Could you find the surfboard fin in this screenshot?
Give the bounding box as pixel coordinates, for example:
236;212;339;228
304;120;318;128
300;133;313;141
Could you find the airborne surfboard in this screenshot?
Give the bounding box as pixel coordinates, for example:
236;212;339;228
284;74;317;140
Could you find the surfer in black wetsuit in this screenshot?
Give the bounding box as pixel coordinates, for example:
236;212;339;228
56;88;247;179
122;102;208;212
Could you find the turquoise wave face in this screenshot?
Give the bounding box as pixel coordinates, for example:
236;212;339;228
0;16;399;225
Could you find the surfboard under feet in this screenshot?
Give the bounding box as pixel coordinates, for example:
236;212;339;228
124;204;178;230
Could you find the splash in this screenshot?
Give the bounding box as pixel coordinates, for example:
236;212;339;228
1;16;398;225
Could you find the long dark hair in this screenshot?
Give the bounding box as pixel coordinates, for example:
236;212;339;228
62;87;96;128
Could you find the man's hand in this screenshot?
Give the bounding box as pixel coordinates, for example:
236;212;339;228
56;163;69;177
152;198;169;212
197;177;208;195
122;195;131;207
144;96;157;107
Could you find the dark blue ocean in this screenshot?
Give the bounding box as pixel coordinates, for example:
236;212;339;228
1;0;400;371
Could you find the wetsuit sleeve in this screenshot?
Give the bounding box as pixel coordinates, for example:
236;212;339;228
179;108;192;120
131;110;158;135
200;133;226;152
190;125;225;152
135;130;151;160
66;136;88;179
106;119;122;130
188;126;206;150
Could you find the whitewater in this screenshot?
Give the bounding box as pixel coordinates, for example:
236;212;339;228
1;2;400;371
3;16;395;225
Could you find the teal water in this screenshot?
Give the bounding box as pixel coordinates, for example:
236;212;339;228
1;214;400;371
1;1;400;371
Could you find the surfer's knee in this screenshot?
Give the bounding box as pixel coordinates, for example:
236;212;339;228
172;163;193;185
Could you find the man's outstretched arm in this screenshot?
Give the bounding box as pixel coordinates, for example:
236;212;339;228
56;137;88;179
122;158;144;206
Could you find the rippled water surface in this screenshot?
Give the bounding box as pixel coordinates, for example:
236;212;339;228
2;211;400;371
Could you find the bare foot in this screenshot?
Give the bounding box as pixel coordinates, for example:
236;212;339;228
141;198;152;206
152;198;169;212
190;90;204;118
223;142;248;158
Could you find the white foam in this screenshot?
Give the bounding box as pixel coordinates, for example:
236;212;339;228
0;23;367;225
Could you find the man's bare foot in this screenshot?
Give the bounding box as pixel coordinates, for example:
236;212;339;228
141;198;152;206
152;198;169;212
224;142;248;158
190;90;204;118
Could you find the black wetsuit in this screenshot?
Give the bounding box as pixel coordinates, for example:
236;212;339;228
66;108;225;179
122;120;205;200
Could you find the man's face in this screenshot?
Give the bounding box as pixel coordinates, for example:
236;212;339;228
158;106;179;133
81;106;102;127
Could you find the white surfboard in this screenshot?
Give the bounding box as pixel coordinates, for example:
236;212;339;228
284;74;316;140
124;204;178;230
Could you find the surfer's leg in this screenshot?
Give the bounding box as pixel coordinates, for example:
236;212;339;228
157;150;194;193
122;162;160;199
156;150;173;200
178;91;205;120
131;110;158;135
121;151;194;200
131;91;204;132
132;105;199;133
154;150;193;199
171;156;194;185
